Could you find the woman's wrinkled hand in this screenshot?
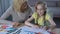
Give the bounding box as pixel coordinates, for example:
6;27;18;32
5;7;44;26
12;22;20;28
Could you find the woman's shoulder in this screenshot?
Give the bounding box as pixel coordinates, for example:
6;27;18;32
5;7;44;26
7;6;13;11
4;6;13;14
9;6;16;12
5;5;15;14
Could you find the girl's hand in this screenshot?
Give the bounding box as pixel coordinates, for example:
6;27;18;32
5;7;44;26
47;29;52;32
32;25;39;28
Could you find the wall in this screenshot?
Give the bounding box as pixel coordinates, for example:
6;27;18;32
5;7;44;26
0;0;12;16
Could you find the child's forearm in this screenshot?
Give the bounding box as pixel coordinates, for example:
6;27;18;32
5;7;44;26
49;24;56;30
48;19;56;31
25;21;35;27
48;25;56;32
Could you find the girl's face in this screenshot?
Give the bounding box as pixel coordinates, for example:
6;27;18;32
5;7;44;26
36;4;45;16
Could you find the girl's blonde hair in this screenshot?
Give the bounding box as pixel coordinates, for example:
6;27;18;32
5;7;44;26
35;1;47;10
35;1;47;15
13;0;28;12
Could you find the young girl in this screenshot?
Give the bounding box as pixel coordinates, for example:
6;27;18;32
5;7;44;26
25;1;56;33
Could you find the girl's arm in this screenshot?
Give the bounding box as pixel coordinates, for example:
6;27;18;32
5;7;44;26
48;18;56;31
49;18;56;28
25;16;39;28
25;16;35;27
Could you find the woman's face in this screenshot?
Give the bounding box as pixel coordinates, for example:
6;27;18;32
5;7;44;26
36;4;45;16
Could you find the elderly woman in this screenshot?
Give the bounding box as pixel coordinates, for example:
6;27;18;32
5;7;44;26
0;0;33;28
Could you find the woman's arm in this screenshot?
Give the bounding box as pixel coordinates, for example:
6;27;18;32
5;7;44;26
12;17;34;28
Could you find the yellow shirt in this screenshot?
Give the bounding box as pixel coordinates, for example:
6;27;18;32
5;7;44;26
32;12;51;26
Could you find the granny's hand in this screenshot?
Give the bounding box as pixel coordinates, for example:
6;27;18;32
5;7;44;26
12;22;20;28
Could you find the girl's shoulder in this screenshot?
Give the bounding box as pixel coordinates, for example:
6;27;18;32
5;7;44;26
32;12;37;16
45;13;51;20
32;12;37;18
